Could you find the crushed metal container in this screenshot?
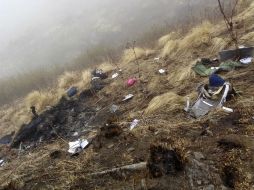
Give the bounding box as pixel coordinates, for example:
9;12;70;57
219;47;254;62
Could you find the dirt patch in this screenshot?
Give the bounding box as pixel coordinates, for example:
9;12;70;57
147;144;184;178
217;137;244;151
221;165;239;188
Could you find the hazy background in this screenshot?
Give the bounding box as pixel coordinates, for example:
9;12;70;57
0;0;224;105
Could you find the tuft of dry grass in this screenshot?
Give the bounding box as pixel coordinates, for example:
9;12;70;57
240;32;254;44
160;22;220;58
167;60;197;85
97;62;116;72
57;71;80;90
75;70;92;90
25;89;64;113
160;39;180;58
144;92;185;114
122;48;155;64
157;32;180;48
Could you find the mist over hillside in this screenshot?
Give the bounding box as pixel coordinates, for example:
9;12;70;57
0;0;219;78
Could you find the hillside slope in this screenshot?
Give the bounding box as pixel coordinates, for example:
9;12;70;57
0;1;254;189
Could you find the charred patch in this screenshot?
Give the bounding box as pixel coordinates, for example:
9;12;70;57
221;165;239;188
147;144;184;178
217;111;241;128
50;150;63;159
217;138;243;151
101;122;122;138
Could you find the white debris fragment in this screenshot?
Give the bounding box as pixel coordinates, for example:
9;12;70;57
222;107;234;113
130;119;139;130
123;94;134;101
238;45;245;49
0;159;4;167
112;73;119;79
154;57;160;62
211;67;220;70
92;77;101;80
184;97;190;112
72;132;79;137
240;57;253;64
68;139;89;154
110;104;119;113
159;69;166;74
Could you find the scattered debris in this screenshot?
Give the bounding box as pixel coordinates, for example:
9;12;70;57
91;77;106;91
193;59;244;76
67;87;78;97
90;162;147;177
0;131;15;145
72;132;79;137
0;159;4;167
123;94;134;101
112;73;119;79
186;74;235;118
154;57;160;62
68;139;89;154
92;69;107;79
147;144;184;178
127;78;137;87
158;69;166;74
184;97;190;112
130;119;139;130
219;47;254;62
240;57;253;64
110;104;119;113
222;107;233;113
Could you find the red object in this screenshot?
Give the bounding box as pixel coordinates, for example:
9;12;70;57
127;78;137;87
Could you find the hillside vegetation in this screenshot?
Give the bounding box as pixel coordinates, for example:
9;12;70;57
0;0;254;189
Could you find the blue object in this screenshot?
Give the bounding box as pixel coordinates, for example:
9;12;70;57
67;87;78;97
209;74;225;87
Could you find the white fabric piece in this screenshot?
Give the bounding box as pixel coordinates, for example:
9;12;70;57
0;159;4;167
240;57;253;64
112;73;119;79
222;107;233;113
218;83;230;107
92;77;101;80
130;119;139;130
68;139;89;154
184;97;190;112
123;94;134;101
159;69;166;74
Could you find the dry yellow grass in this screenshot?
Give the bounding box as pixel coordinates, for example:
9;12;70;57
25;90;63;113
160;22;218;58
160;39;180;58
75;69;92;90
157;32;180;48
122;47;154;64
179;22;214;49
145;92;185;114
167;60;196;85
57;71;80;90
210;37;229;54
97;62;115;72
241;31;254;44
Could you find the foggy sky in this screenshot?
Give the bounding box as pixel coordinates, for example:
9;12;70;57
0;0;218;78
